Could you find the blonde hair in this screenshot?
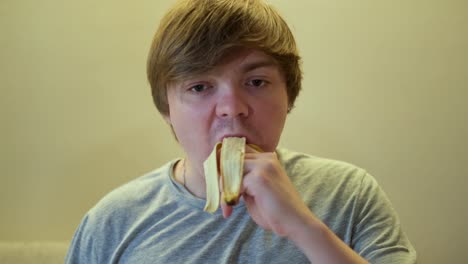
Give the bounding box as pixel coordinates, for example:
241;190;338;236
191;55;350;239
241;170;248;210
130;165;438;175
147;0;302;116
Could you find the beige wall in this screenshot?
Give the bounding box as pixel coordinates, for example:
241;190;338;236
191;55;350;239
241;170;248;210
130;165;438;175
1;0;466;263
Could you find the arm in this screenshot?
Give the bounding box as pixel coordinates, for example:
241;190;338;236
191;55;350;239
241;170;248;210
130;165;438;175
222;148;415;263
284;206;369;263
65;214;96;264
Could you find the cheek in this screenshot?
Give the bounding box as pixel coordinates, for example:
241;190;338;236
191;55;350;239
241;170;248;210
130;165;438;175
254;101;288;149
168;102;211;143
170;110;197;136
167;92;194;126
262;95;288;123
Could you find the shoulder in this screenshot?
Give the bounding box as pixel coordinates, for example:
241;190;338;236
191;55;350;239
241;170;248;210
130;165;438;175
88;160;176;222
276;148;383;215
277;148;369;187
66;160;178;263
79;160;177;240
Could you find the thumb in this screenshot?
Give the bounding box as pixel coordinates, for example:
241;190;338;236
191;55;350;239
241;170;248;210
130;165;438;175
221;199;233;218
219;172;233;218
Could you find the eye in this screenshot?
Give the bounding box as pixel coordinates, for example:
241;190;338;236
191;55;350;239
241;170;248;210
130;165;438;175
248;79;267;87
189;84;208;93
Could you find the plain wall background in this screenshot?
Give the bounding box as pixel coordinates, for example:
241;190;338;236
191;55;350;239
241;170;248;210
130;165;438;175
1;0;466;263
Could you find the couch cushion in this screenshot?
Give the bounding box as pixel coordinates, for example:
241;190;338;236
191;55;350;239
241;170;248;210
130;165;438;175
0;241;69;264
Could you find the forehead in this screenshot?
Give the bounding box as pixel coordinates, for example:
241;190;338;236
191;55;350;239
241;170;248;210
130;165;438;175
174;48;282;82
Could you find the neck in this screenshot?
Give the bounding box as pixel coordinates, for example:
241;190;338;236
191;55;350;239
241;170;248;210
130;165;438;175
175;158;207;198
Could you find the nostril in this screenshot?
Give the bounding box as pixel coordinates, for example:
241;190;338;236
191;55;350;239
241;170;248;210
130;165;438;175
218;108;249;118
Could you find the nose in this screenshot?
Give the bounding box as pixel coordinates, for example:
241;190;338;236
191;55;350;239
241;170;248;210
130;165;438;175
215;87;249;118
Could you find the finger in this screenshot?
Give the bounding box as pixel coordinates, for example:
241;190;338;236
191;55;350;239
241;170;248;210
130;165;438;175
243;194;270;230
244;152;275;162
221;199;233;218
245;144;262;154
243;156;266;176
219;172;235;218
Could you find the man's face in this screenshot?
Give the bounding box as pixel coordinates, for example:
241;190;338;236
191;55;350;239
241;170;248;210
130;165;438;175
165;48;289;171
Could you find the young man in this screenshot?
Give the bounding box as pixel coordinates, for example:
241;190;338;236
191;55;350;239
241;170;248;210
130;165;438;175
66;0;416;263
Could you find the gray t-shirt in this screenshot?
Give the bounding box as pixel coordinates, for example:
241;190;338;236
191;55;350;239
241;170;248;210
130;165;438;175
65;148;416;263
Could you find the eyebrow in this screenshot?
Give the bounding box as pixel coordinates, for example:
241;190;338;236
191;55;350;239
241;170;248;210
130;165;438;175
241;59;278;73
176;58;279;85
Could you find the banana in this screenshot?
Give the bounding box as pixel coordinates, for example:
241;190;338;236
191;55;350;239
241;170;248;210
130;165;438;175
203;137;246;213
203;142;222;213
220;137;246;206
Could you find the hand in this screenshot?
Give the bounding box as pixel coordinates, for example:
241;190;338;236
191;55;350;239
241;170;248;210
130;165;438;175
221;146;315;237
